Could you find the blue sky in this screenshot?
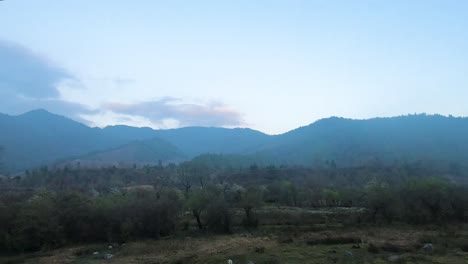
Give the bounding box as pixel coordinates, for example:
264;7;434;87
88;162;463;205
1;0;468;134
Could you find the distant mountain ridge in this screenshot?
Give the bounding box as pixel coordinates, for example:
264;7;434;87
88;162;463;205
0;110;132;172
0;110;270;172
257;115;468;166
1;110;468;173
74;137;185;167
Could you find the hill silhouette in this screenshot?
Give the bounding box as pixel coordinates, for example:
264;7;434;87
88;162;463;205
1;110;468;172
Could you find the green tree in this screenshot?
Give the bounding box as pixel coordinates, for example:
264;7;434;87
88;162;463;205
239;187;263;227
364;181;397;223
205;197;232;233
187;189;210;230
56;192;92;242
322;189;340;207
12;191;63;251
403;178;451;224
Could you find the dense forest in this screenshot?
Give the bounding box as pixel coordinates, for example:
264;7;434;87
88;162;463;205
1;156;468;253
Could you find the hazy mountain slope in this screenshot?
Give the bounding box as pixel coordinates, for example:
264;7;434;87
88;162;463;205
0;110;130;172
3;110;468;172
101;125;158;142
154;127;272;157
0;110;271;172
101;126;272;158
75;137;185;165
258;115;468;166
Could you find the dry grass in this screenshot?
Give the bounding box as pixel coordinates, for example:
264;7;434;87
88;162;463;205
5;227;468;264
4;217;468;264
105;234;276;264
294;226;439;253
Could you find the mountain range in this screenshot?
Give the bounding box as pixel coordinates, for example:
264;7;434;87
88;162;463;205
1;109;468;173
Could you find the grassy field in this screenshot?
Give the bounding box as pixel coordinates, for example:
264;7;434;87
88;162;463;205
1;207;467;264
2;224;468;264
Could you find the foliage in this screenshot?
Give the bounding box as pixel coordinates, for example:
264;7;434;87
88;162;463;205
1;161;468;253
187;189;211;230
239;187;263;227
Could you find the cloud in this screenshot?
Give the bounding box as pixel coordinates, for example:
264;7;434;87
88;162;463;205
103;97;244;127
0;40;92;120
0;41;72;98
0;41;243;128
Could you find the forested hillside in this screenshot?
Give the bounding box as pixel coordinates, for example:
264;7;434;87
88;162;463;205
260;115;468;166
74;137;186;167
2;110;468;173
0;110;131;172
0;110;270;172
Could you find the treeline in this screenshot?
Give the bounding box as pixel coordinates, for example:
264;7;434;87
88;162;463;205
1;158;468;252
0;185;246;252
0;190;178;252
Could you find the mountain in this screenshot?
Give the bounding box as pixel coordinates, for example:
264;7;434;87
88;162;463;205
0;110;270;172
154;127;271;157
2;110;468;173
260;114;468;166
71;137;185;167
101;125;158;142
102;125;272;157
0;110;127;172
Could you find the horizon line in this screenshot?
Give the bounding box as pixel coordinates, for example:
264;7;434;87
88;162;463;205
2;109;468;136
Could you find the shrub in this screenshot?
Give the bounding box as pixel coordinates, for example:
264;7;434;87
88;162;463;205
367;243;379;253
307;236;361;245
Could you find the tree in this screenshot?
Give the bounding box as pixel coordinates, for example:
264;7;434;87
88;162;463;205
364;181;397;223
239;187;262;227
322;189;340;207
205;196;232;233
187;189;210;230
0;200;11;250
55;192;91;242
12;191;63;251
403;178;451;224
177;162;193;197
265;181;297;206
185;160;210;190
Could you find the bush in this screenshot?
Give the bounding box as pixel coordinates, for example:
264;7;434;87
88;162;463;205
307;236;361;245
380;242;413;253
205;198;232;233
367;243;379;253
460;244;468;252
0;188;183;253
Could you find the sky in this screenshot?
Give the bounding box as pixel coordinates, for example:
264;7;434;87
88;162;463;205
1;0;468;134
